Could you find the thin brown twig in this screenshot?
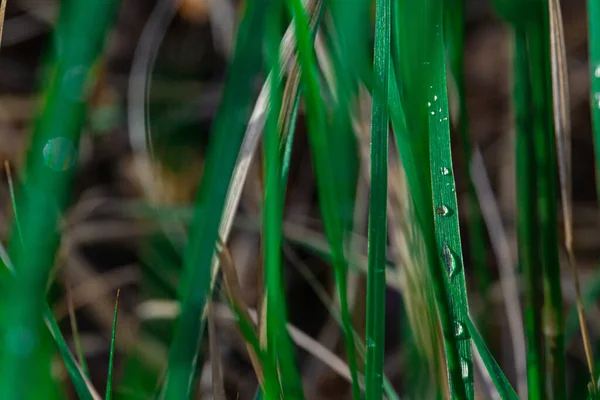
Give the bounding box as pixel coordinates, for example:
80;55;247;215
0;0;8;49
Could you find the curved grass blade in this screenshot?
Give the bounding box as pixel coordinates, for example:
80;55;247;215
466;315;519;400
287;1;361;398
161;1;270;397
105;289;120;400
0;0;119;397
365;0;390;398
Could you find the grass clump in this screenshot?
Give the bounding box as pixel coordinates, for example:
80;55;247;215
3;0;600;399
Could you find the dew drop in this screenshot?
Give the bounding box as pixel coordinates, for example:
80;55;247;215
460;358;471;379
431;111;435;115
366;338;376;350
43;137;77;172
436;205;449;216
442;243;459;278
595;65;600;78
454;321;468;339
428;102;432;107
434;95;438;101
441;167;450;176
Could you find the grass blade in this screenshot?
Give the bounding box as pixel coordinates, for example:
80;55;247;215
161;1;269;396
0;202;100;400
526;2;566;395
263;1;304;397
105;289;120;400
0;0;119;397
513;28;546;400
390;1;472;396
287;1;362;398
44;305;102;400
4;161;23;246
549;0;596;390
445;0;490;309
589;0;600;203
365;0;390;398
466;315;519;400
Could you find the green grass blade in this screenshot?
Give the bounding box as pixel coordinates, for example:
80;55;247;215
44;305;101;400
526;3;566;396
427;24;473;400
390;1;471;397
4;162;24;246
1;224;100;399
0;0;119;397
263;1;304;398
287;1;361;398
590;0;600;203
466;316;519;400
105;289;120;400
365;0;390;398
513;28;546;400
161;1;269;397
444;0;490;304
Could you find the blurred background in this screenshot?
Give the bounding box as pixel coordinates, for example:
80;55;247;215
0;0;598;398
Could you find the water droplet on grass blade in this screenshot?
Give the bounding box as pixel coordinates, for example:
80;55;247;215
436;205;449;216
441;167;450;176
366;338;375;349
43;137;76;172
460;358;471;379
442;243;459;278
454;321;468;339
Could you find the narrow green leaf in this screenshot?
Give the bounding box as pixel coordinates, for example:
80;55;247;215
589;0;600;203
513;28;545;400
0;0;119;397
44;305;101;400
527;2;566;396
162;1;269;397
264;1;304;397
287;0;361;398
466;316;519;400
444;0;490;304
366;0;390;398
105;289;120;400
391;0;472;397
